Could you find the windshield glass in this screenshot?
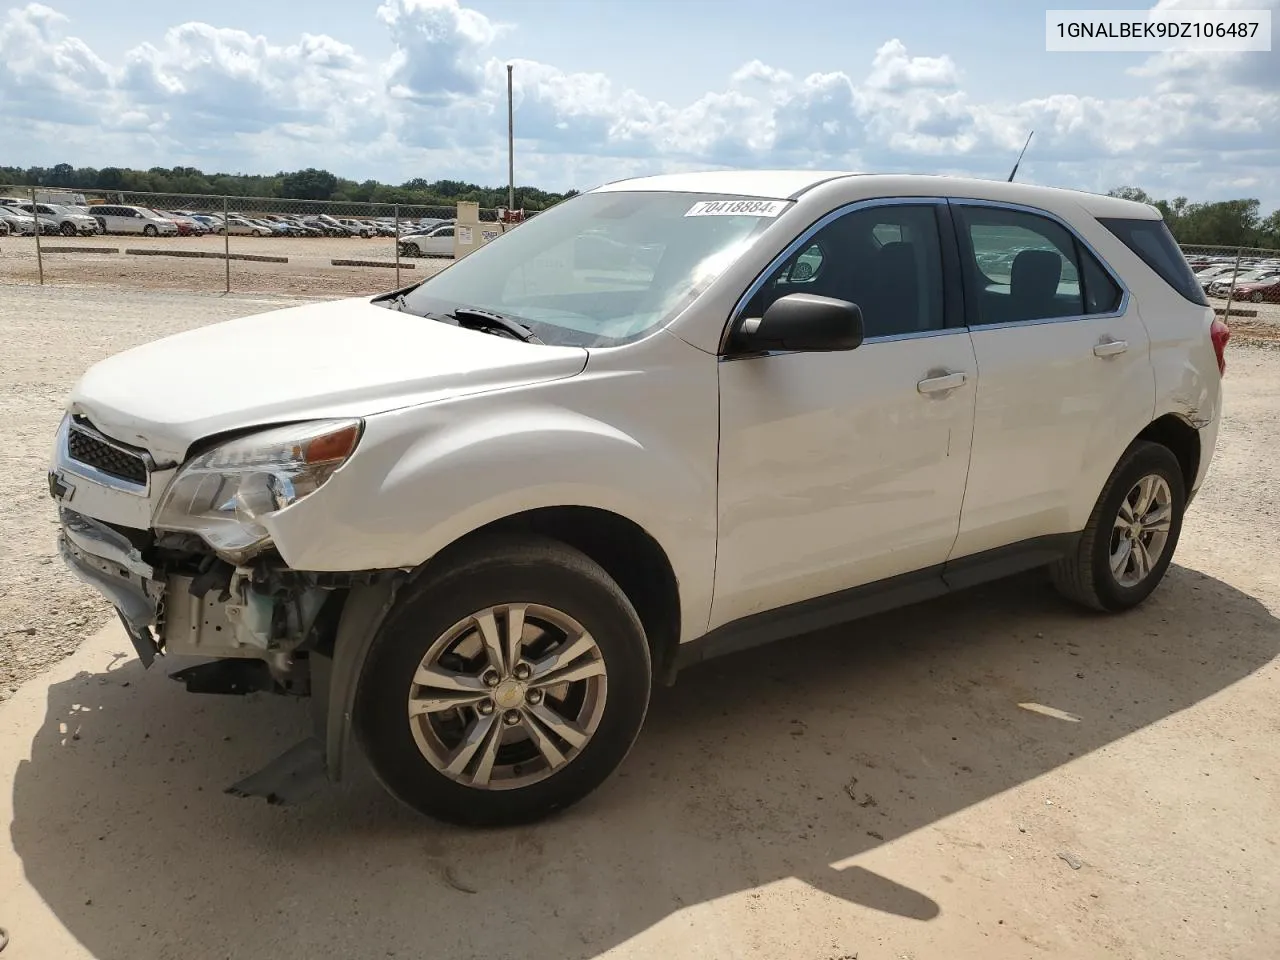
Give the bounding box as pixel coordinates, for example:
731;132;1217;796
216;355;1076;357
396;191;786;347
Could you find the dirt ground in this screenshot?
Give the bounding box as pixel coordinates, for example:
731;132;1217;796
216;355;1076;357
0;234;450;297
0;285;1278;959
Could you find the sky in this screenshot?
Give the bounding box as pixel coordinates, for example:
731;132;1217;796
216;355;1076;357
0;0;1277;206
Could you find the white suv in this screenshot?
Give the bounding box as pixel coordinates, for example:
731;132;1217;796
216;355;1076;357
50;172;1227;826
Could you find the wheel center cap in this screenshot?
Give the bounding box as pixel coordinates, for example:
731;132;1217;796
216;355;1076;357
493;680;526;710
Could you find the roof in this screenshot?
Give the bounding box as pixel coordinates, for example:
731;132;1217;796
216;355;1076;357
591;170;852;199
590;170;1160;219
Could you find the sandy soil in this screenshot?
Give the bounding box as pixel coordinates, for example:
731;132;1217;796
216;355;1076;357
0;288;1277;959
0;234;450;297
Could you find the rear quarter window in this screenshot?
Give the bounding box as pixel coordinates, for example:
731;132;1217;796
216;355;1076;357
1098;217;1208;307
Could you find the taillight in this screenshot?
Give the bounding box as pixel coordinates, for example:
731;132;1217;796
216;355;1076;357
1210;317;1231;375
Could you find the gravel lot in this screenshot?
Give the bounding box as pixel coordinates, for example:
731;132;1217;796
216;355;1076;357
0;285;1278;959
0;234;450;297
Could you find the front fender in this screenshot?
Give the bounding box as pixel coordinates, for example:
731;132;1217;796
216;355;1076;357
266;353;720;647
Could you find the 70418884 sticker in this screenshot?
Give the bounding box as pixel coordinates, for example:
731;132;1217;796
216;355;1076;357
684;199;789;218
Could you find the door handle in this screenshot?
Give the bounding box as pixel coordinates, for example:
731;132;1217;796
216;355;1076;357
917;371;967;394
1093;339;1128;358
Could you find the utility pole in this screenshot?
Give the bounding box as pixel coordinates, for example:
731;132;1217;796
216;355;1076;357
507;63;515;213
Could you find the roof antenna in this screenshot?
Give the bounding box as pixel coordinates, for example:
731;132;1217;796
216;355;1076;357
1007;130;1034;182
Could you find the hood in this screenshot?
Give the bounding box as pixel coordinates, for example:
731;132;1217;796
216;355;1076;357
69;297;589;463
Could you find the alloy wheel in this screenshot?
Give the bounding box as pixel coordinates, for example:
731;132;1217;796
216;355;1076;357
407;603;608;790
1109;474;1173;588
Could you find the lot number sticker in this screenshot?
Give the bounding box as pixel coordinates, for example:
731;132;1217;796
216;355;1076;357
685;199;788;218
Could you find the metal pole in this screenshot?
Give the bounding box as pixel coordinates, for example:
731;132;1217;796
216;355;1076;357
394;203;401;288
32;186;43;285
507;63;515;213
1222;245;1243;320
223;196;230;294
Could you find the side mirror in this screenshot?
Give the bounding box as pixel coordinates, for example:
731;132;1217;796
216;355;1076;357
734;293;864;354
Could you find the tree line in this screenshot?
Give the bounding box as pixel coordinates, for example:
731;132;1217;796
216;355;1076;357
1108;187;1280;250
0;164;575;212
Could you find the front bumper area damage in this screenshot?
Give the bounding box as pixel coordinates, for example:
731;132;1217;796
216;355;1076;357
55;506;404;806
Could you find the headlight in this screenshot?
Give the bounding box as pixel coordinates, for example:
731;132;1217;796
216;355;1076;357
154;419;362;558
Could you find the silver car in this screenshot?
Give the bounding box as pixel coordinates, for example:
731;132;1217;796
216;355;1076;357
5;201;98;236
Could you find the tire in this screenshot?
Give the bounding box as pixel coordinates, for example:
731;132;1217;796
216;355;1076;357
405;243;421;257
143;224;158;237
59;222;76;237
1252;291;1265;303
1051;440;1186;612
355;535;652;827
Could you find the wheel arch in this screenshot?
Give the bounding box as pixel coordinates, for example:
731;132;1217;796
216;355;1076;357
412;505;683;687
1135;413;1200;494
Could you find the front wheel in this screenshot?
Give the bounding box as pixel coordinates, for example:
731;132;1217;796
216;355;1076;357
404;243;421;257
355;536;652;827
1252;291;1265;303
60;222;76;237
1051;440;1185;611
143;224;158;237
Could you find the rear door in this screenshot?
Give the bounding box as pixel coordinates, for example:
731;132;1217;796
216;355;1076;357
947;200;1154;561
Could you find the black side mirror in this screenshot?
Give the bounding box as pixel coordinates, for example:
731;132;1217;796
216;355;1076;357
734;293;864;354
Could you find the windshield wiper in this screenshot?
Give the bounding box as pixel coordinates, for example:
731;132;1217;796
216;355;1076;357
447;307;543;344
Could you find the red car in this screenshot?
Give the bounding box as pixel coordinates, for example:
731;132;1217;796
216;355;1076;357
1234;276;1280;304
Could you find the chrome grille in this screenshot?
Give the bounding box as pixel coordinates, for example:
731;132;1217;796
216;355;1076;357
67;423;148;485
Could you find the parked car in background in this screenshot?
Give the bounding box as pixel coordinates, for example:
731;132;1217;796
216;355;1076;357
1234;275;1280;303
0;207;38;236
398;222;456;257
224;216;272;237
306;215;355;237
155;211;207;236
337;218;376;238
1;200;98;236
190;215;225;234
92;205;180;236
1208;269;1280;298
1194;264;1239;292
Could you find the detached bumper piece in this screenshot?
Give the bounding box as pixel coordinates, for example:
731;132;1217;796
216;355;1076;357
225;738;329;806
57;509;164;668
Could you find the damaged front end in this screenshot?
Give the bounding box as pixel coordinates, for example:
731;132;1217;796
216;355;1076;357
59;505;402;803
51;413;404;805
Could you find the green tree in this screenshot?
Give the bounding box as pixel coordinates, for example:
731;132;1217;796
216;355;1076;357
281;168;339;200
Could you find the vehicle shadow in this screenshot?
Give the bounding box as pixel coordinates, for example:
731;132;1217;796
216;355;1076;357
11;564;1279;960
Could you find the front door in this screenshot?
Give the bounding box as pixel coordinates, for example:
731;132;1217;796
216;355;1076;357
710;201;977;630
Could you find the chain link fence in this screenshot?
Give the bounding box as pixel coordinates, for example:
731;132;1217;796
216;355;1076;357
0;185;506;296
1181;243;1280;334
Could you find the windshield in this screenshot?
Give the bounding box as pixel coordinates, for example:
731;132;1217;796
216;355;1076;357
395;191;785;347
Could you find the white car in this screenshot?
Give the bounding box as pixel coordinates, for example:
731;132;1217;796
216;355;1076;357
398;222;456;257
0;206;39;236
2;201;99;236
49;172;1225;827
91;205;179;236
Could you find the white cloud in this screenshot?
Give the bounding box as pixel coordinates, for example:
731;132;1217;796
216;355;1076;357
0;0;1276;208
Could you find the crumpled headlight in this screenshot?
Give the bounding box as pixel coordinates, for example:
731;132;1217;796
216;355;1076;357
154;419;362;558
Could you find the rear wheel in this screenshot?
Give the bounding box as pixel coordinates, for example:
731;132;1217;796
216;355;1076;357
1051;441;1185;611
355;536;652;826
